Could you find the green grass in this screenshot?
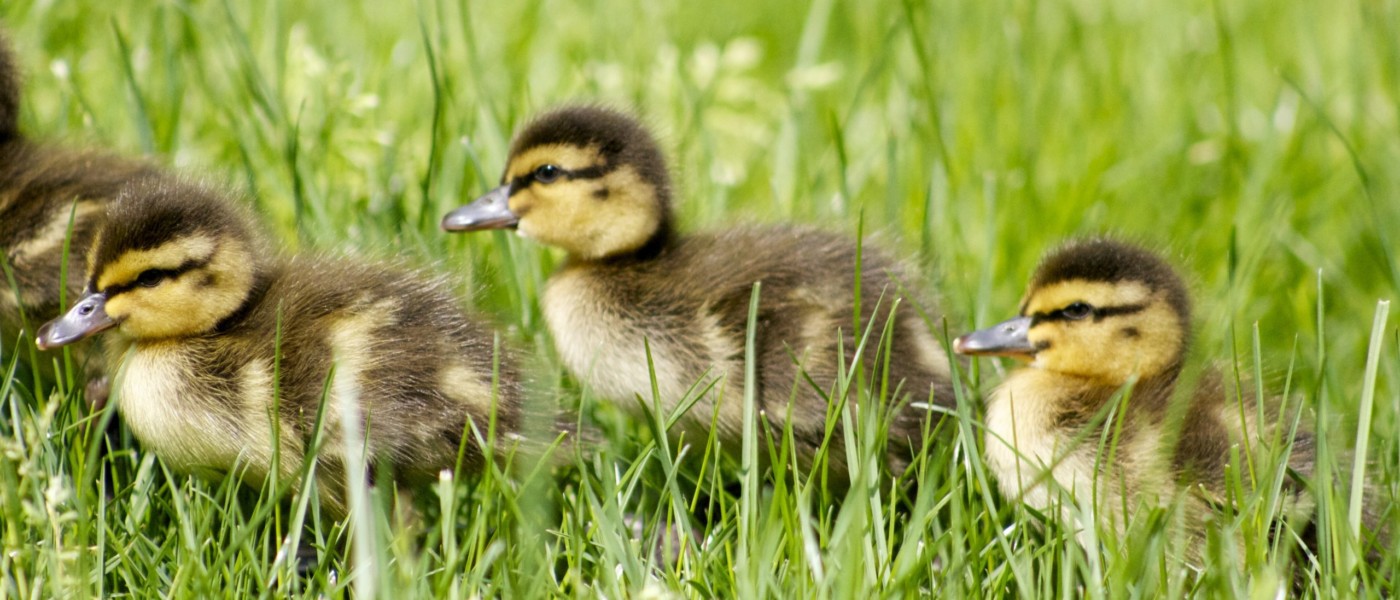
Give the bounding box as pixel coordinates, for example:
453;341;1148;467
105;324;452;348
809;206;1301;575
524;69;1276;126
3;0;1400;596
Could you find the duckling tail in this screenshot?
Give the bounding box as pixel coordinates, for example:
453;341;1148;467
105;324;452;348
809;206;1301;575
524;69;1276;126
0;31;20;142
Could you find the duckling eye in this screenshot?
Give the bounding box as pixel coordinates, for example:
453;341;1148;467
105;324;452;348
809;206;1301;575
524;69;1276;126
1062;302;1093;320
533;164;563;184
136;269;166;288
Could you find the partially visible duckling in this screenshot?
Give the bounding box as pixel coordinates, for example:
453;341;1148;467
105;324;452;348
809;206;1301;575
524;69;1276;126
38;177;526;515
0;33;157;394
443;106;954;480
0;31;16;142
953;239;1379;559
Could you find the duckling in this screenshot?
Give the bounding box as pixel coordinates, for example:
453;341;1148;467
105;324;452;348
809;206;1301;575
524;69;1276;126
37;177;525;515
0;33;157;391
953;239;1379;559
442;106;954;479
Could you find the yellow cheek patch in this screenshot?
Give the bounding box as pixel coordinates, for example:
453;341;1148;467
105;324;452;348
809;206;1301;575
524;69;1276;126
508;188;538;217
1028;297;1184;383
106;282;213;339
106;241;256;340
102;294;133;321
593;163;660;236
1024;280;1152;316
506;144;603;180
516;163;661;259
1025;321;1063;346
97;235;218;291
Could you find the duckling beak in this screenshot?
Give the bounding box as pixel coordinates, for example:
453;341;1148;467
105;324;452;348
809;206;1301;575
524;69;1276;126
442;186;520;232
953;316;1036;358
35;292;117;351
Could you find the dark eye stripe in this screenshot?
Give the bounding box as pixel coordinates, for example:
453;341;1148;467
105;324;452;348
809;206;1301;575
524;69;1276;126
566;165;609;179
102;255;212;296
1031;302;1147;325
505;164;613;192
1092;303;1148;321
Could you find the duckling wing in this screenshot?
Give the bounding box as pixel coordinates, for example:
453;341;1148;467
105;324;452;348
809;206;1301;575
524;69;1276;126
1170;366;1320;522
243;258;524;481
638;226;953;463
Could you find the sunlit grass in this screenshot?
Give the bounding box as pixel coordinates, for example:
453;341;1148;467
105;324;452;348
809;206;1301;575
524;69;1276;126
2;0;1399;596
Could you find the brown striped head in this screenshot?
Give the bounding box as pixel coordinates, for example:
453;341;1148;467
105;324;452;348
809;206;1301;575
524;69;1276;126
955;239;1191;385
443;105;673;260
37;178;264;348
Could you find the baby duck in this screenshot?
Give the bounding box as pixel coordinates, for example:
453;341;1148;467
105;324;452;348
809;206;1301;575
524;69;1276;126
953;239;1340;557
37;177;525;515
443;106;954;479
0;34;157;386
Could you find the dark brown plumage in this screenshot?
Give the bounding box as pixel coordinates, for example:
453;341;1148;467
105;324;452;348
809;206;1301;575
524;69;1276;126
444;105;954;481
0;33;20;142
38;177;528;515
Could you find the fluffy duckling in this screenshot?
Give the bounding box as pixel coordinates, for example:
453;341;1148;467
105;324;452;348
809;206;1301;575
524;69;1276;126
37;177;525;515
0;34;156;386
953;239;1367;558
443;106;954;479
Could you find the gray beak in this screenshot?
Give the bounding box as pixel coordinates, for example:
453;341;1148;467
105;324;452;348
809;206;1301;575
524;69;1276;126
36;291;117;350
953;316;1035;358
442;185;520;232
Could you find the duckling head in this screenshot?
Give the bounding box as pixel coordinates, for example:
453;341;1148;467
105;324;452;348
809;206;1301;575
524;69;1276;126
442;105;673;259
955;239;1191;385
36;178;264;348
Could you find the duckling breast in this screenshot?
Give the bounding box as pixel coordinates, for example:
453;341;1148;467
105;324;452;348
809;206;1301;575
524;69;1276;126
542;266;746;438
985;369;1077;508
986;369;1178;522
112;338;297;481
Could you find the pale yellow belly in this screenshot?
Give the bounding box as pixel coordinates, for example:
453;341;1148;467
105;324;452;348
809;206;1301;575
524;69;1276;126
114;344;293;481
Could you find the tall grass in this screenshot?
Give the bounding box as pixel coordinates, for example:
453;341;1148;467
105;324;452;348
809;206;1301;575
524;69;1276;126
2;0;1398;596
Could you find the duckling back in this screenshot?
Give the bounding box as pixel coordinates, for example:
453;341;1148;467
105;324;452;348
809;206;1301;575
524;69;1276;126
249;256;526;485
